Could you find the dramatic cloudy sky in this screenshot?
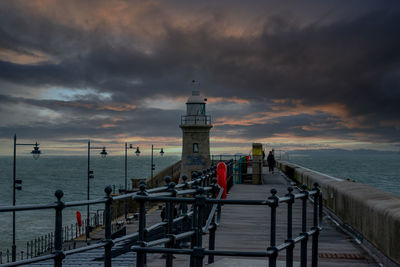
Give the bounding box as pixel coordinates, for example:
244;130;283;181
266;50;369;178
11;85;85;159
1;0;400;155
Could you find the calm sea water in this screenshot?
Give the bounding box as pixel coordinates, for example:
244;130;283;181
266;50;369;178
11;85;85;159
0;155;179;253
286;151;400;195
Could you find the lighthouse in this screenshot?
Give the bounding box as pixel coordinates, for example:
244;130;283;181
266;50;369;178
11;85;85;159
180;91;213;179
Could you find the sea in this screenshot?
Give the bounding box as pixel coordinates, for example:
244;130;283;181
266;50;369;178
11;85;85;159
0;151;399;254
283;150;400;195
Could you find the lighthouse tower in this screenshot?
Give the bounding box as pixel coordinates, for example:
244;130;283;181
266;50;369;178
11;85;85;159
180;91;213;178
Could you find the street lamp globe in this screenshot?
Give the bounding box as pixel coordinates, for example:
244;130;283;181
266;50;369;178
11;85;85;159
31;142;41;160
135;146;141;157
100;147;108;158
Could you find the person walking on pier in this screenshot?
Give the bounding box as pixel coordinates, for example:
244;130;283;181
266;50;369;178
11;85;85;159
267;151;275;174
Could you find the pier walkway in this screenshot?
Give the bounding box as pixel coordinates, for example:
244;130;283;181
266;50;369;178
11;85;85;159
146;168;379;267
27;168;379;266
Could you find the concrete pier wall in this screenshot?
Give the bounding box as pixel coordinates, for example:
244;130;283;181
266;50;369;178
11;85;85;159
277;161;400;265
146;160;181;188
112;160;181;218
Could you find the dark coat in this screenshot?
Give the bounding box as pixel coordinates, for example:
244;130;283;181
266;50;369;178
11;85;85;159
267;153;275;166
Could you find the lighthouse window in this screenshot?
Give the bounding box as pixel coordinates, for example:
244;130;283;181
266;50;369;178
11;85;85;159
193;143;199;153
197;104;205;115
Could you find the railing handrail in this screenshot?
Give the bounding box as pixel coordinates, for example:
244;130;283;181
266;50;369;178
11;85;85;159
0;159;322;267
0;163;221;267
129;160;322;267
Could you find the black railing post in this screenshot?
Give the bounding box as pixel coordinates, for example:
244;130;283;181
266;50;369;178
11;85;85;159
268;188;279;267
104;186;113;267
190;179;201;267
208;177;219;264
300;184;309;267
285;187;295;267
180;175;191;248
190;190;198;267
208;221;216;264
54;190;65;267
311;183;321;267
136;182;148;267
181;175;189;214
194;187;206;267
166;178;177;267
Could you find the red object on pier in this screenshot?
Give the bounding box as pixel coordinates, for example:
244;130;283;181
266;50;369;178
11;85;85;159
76;211;82;227
245;155;250;167
217;162;227;199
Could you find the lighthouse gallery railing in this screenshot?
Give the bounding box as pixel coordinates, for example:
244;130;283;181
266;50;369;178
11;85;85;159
0;160;322;267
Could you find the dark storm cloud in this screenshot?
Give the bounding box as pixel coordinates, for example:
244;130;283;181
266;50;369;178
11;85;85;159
0;0;400;147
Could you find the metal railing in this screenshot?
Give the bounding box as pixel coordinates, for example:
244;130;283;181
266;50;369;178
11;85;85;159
0;209;109;264
0;159;322;267
181;115;211;125
0;165;221;267
131;174;323;267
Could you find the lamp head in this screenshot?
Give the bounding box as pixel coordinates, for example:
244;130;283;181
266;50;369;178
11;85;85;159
135;146;141;156
31;142;41;160
129;144;133;149
100;147;108;158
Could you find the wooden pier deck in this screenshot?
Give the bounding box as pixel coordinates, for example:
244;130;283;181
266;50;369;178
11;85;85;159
147;168;379;266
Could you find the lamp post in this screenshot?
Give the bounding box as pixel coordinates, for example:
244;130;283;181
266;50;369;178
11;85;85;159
12;134;41;262
124;143;140;219
86;140;107;242
151;144;164;181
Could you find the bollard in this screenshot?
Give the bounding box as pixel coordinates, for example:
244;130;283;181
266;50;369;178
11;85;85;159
300;184;309;267
104;186;113;267
54;190;65;267
268;188;279;267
